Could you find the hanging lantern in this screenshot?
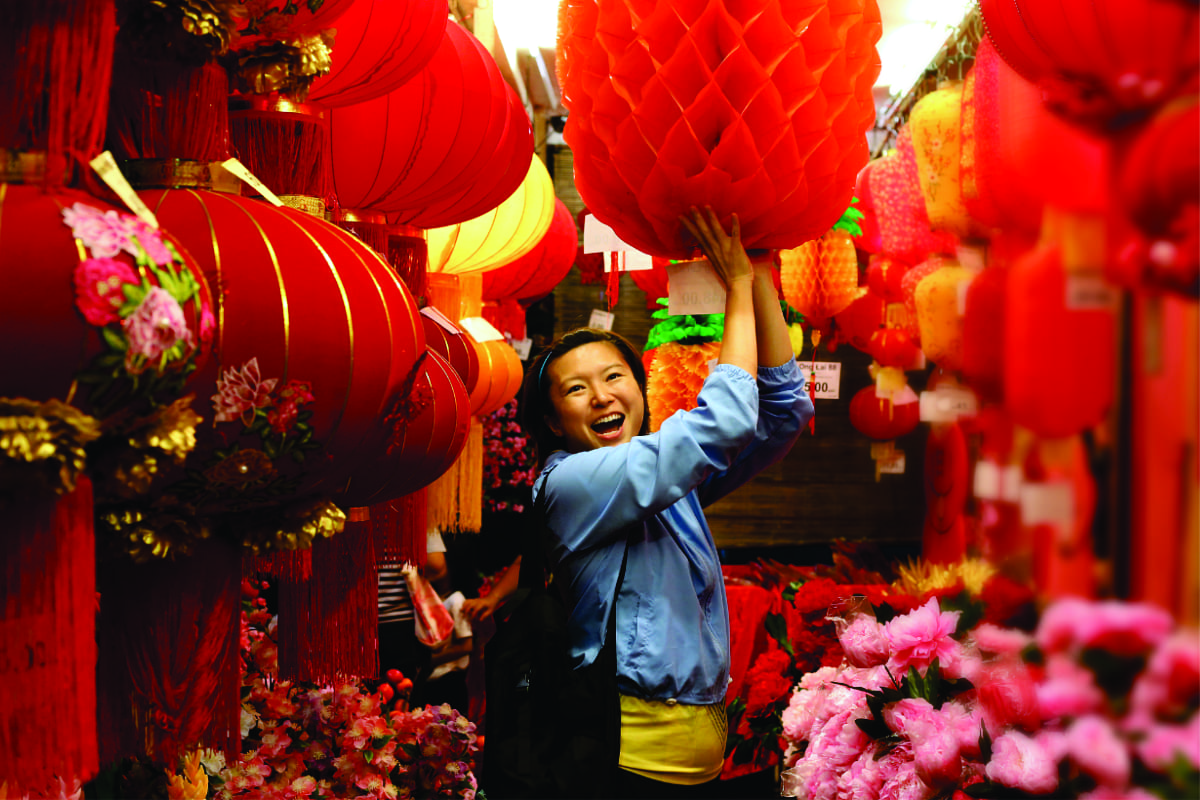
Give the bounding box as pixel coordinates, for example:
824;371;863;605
482;198;579;304
849;383;920;441
866;254;910;303
780;224;866;336
1024;436;1097;600
833;288;885;353
914;261;972;372
421;310;481;400
557;0;882;257
867;328;921;369
426;156;557;275
867;128;958;266
328;22;534;228
899;255;946;344
924;421;969;565
1005;236;1115;439
853;167;882;254
909;81;978;239
979;0;1198;128
306;0;448;107
960;262;1009;404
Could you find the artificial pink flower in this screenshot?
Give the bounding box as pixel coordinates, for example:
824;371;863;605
62;202;129;259
122;286;194;373
120;216;174;265
886;598;962;673
913;728;962;790
878;758;931;800
973;623;1033;657
1067;715;1131;788
1037;653;1105;722
1129;631;1200;724
1135;714;1200;771
985;730;1060;795
834;747;887;800
73;257;139;326
1077;601;1174;656
841;614;892;668
977;661;1041;734
883;698;939;737
213;357;278;425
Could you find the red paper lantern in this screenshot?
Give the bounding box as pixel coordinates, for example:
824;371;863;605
960;263;1010;403
848;384;920;441
1005;241;1114;438
867;328;920;369
867;130;958;265
833;288;884;353
482;199;579;304
924;421;969;565
980;0;1199;127
558;0;882;257
139;189;428;512
306;0;448;107
866;255;910;303
421;311;480;399
328;23;533;228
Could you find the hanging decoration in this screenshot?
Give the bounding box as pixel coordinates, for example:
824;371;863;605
979;0;1199;129
780;203;867;340
913;260;971;372
923;420;969;565
898;255;946;345
328;22;534;228
557;0;882;257
482;198;579;305
644;299;724;431
866;128;958;266
832;286;885;354
849;384;920;443
909;81;978;239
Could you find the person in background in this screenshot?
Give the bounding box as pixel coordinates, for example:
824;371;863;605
518;207;812;797
377;528;448;685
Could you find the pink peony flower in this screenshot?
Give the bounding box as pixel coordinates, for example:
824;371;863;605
986;730;1061;794
1034;730;1069;765
73;257;139;326
122;286;194;373
213;357;279;425
912;728;962;790
977;661;1041;734
878;758;931;800
1037;653;1105;722
1067;715;1131;788
883;698;939;737
1135;715;1200;771
973;623;1033;657
1129;631;1200;725
1077;601;1175;656
62;202;129;258
120;216;174;265
841;614;892;668
886;598;963;673
941;700;986;758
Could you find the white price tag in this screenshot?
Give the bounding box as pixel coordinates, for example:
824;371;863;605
588;309;615;330
1065;272;1118;310
1019;481;1075;526
511;337;533;361
458;316;504;342
878;452;906;474
89;151;159;229
221;158;284;207
919;386;978;423
666;260;726;315
1000;464;1023;503
602;250;653;272
974;460;1001;500
798;362;842;400
583;215;627;253
420;306;461;334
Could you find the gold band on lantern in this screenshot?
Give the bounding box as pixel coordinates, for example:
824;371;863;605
277;194;326;217
0;397;101;495
119;159;243;193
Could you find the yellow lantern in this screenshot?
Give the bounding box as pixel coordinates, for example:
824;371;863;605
914;261;972;371
426;157;555;274
909;82;977;239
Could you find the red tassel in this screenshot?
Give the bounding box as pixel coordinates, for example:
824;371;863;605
228;104;329;198
369;488;427;567
106;59;232;161
276;520;378;684
244;548;313;583
96;536;242;766
389;232;429;304
0;478;99;794
606;253;622;309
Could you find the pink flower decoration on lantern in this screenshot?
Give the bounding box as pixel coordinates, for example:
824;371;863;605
122;286;194;373
985;730;1060;795
62;202;130;259
213;357;279;425
267;380;315;434
73;257;139;326
886;597;962;673
120;216;175;266
840;614;891;668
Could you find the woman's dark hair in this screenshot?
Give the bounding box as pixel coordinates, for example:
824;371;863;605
519;327;649;466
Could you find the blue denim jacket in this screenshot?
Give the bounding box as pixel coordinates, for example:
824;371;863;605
534;360;811;704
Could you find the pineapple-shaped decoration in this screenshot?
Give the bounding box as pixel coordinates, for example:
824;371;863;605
644;300;724;432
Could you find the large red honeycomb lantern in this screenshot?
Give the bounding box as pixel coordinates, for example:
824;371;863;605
558;0;882;257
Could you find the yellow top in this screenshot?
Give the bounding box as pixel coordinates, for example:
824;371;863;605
618;695;727;785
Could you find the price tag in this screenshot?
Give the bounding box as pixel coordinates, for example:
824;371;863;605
919;385;978;423
458;316;504;342
602;250;653;272
221;158;284;206
798;362;842;399
666;260;726;315
420;306;461;334
583;215;628;253
511;337;533;361
588;309;615;330
89;151;159;228
1019;481;1074;526
878;452;906;474
974;460;1001;500
1000;464;1023;503
1065;272;1118;310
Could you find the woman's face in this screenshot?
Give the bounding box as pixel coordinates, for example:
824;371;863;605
544;341;645;453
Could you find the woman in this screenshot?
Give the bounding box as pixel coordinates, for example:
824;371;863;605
519;208;813;797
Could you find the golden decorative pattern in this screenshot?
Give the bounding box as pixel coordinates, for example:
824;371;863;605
0;398;101;495
893;557;997;597
100;507;214;562
240;499;346;554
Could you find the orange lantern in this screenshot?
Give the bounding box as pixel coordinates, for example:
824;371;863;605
780;216;866;336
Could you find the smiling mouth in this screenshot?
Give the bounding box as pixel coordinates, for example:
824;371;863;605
591;412;625;438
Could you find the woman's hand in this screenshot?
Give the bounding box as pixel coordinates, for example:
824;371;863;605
461;594;499;623
679;207;755;289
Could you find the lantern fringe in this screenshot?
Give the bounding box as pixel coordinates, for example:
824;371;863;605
388;232;429;303
244;547;313;583
426;418;483;534
0;478;98;794
107;58;231;161
0;0;115;184
369;489;428;567
276;519;378;684
228;111;328;199
96;535;242;767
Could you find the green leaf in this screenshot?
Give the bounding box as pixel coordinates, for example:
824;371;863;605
781;580;803;604
979;722;993;763
363;749;374;763
764;613;794;656
100;326;128;352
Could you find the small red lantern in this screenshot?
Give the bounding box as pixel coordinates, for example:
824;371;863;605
867;328;920;369
849;384;920;441
833;289;885;353
866;255;910;304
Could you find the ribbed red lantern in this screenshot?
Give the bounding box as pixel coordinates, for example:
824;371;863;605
1005;240;1115;438
833;288;884;353
849;384;920;440
558;0;882;257
979;0;1199;127
867;129;958;265
867;328;920;369
328;22;534;228
482;198;579;304
306;0;448;107
139;189;426;512
421;311;480;400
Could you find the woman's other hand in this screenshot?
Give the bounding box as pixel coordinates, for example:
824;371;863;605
679;206;755;290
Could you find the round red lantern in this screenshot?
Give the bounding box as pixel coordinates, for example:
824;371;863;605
327;22;533;227
138;189;427;519
866;255;910;303
306;0;448;107
849;384;920;441
833;288;885;353
1005;240;1115;438
421;311;480;400
867;328;920;369
482;199;579;304
558;0;882;257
